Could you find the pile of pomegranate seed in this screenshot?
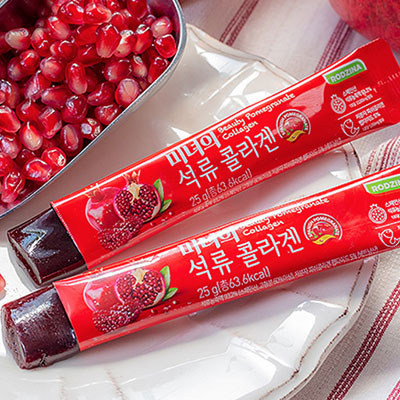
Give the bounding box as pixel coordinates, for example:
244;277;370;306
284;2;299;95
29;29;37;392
0;0;177;209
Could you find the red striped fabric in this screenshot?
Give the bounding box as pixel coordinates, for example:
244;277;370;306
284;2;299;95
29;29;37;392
387;379;400;400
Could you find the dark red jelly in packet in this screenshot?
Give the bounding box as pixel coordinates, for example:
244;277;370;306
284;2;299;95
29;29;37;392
5;163;400;368
8;39;400;285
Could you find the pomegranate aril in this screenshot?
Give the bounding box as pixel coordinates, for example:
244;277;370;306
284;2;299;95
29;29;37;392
94;103;121;124
25;72;51;101
131;55;147;78
96;23;121;58
126;0;148;19
40;56;66;82
2;170;25;203
31;28;53;58
0;133;22;159
110;12;128;31
5;28;31;51
121;9;140;30
0;152;15;176
0;33;10;54
154;34;177;59
7;58;26;82
106;0;122;12
73;24;98;45
133;24;152;54
50;40;77;61
58;1;85;24
62;94;88;123
115;30;136;58
66;62;88;94
142;45;158;65
23;158;52;182
76;44;101;66
151;16;173;38
80;117;102;140
87;81;114;105
0;106;21;133
115;78;139;108
16;99;42;123
148;56;168;84
41;137;58;151
0;57;6;79
42;147;67;171
85;67;100;91
20;122;43;151
41;85;71;109
59;124;83;155
85;2;112;25
15;148;35;167
0;80;20;109
19;50;41;75
47;16;71;40
104;58;132;83
38;106;62;139
143;14;156;27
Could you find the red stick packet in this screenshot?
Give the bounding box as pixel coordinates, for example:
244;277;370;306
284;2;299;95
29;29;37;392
54;163;400;350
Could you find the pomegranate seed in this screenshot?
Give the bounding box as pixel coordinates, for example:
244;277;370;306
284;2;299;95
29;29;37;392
94;103;121;124
104;58;132;82
142;45;158;65
0;33;10;54
110;12;128;31
15;148;35;167
25;72;51;101
85;67;100;91
126;0;148;19
16;99;42;123
87;81;114;105
73;24;98;45
121;9;140;31
59;124;83;155
42;146;67;171
41;137;58;150
133;24;152;54
0;132;22;159
0;106;21;133
31;27;53;57
62;94;88;123
0;57;6;79
19;50;41;75
5;28;31;50
23;158;52;182
131;55;147;78
0;152;15;176
96;23;121;58
85;2;112;25
106;0;121;12
148;56;168;84
143;14;156;27
50;40;77;61
7;58;26;82
19;122;43;151
38;106;62;138
66;62;88;94
115;30;136;58
76;44;102;66
154;34;177;59
0;80;20;109
151;16;173;38
41;85;71;109
40;56;66;82
115;78;139;107
47;16;71;40
2;170;25;203
51;0;69;15
80;117;102;139
58;1;85;24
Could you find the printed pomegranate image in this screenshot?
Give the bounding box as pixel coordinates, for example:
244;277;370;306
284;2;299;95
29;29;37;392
330;94;346;114
282;116;304;138
368;204;387;224
0;0;178;210
84;265;177;333
311;221;337;239
89;172;172;251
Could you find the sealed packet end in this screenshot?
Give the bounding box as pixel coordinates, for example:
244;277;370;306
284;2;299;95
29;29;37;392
1;286;79;369
7;208;86;286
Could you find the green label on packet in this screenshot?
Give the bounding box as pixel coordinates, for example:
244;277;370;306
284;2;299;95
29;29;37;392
364;175;400;195
323;59;367;84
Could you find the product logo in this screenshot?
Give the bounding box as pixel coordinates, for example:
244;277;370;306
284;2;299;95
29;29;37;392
323;59;367;85
276;109;310;143
303;214;342;245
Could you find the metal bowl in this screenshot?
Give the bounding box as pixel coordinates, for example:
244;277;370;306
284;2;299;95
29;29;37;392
0;0;187;218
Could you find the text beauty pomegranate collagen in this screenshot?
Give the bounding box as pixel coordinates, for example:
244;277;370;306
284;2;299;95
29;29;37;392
4;163;400;368
8;39;400;285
